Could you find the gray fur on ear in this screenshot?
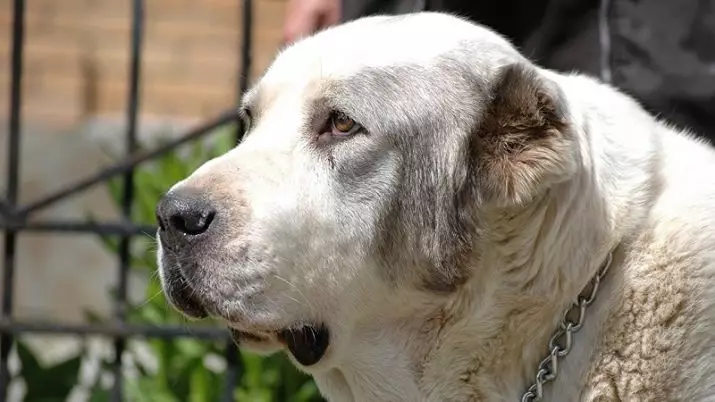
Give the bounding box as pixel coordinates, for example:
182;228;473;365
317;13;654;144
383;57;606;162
472;63;576;206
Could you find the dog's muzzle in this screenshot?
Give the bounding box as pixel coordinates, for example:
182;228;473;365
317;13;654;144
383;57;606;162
155;188;332;366
155;188;218;318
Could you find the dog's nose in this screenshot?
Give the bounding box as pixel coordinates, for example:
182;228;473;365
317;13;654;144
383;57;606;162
156;190;216;240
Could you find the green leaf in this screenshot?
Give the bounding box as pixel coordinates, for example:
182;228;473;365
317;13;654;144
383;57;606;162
174;339;206;360
157;148;190;185
187;140;210;170
189;364;211;402
209;125;237;158
133;169;164;224
106;177;123;206
132;301;165;325
126;376;179;402
84;309;107;324
18;341;82;401
88;386;111;402
15;341;41;380
295;380;322;402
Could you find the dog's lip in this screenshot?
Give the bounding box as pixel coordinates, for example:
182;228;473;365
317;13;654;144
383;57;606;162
228;322;330;366
228;327;275;344
277;324;330;366
176;298;209;319
159;259;210;319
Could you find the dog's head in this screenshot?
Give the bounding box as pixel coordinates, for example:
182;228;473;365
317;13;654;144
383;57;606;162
156;12;576;370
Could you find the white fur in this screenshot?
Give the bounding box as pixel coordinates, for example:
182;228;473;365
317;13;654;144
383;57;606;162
159;12;715;401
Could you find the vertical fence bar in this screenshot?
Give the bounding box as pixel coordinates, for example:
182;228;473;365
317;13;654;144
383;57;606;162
110;0;144;400
234;0;253;145
239;0;253;101
0;0;25;399
221;339;240;402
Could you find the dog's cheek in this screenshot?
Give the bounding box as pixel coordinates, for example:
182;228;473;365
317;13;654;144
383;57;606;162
372;204;476;294
419;216;478;294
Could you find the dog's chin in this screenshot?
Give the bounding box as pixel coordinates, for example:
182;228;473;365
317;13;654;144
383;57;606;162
229;324;331;367
163;285;208;319
228;328;282;354
167;291;333;366
173;299;209;320
160;273;209;320
160;257;331;366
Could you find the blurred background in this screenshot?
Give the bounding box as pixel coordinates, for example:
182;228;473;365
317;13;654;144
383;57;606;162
0;0;713;400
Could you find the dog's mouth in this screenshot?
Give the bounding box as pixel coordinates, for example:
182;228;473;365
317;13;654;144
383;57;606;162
230;324;330;366
160;256;330;366
279;324;330;366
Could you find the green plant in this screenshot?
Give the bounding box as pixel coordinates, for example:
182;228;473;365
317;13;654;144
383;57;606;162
14;124;323;402
16;341;82;402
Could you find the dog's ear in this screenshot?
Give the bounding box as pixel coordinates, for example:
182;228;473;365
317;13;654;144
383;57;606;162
472;63;576;206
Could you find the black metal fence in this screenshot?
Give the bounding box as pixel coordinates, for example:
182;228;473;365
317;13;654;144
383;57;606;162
0;0;254;400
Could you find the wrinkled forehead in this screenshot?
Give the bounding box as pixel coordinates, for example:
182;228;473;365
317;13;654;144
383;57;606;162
243;13;521;112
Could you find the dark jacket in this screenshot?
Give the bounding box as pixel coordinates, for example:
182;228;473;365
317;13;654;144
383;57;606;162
341;0;715;140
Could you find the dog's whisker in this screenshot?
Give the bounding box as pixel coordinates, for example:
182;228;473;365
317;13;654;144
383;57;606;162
270;273;315;313
137;289;165;308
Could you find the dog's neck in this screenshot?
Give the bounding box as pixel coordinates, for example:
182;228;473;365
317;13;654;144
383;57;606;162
316;188;616;402
420;187;615;400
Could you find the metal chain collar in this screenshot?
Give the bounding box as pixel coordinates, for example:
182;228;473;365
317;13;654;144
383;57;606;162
520;251;614;402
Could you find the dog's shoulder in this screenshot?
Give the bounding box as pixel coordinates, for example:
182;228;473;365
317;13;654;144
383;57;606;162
644;127;715;400
544;70;715;400
583;121;715;401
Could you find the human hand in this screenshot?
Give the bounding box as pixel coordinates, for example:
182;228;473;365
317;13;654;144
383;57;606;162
283;0;341;45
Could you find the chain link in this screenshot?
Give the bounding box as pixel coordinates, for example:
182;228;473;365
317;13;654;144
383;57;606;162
520;251;614;402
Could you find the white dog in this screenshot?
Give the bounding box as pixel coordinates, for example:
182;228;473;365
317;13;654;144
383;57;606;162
155;12;715;401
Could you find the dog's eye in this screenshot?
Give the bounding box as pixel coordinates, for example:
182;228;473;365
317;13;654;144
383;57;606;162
330;112;361;136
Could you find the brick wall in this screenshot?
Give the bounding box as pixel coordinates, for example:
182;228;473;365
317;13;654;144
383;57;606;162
0;0;286;125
